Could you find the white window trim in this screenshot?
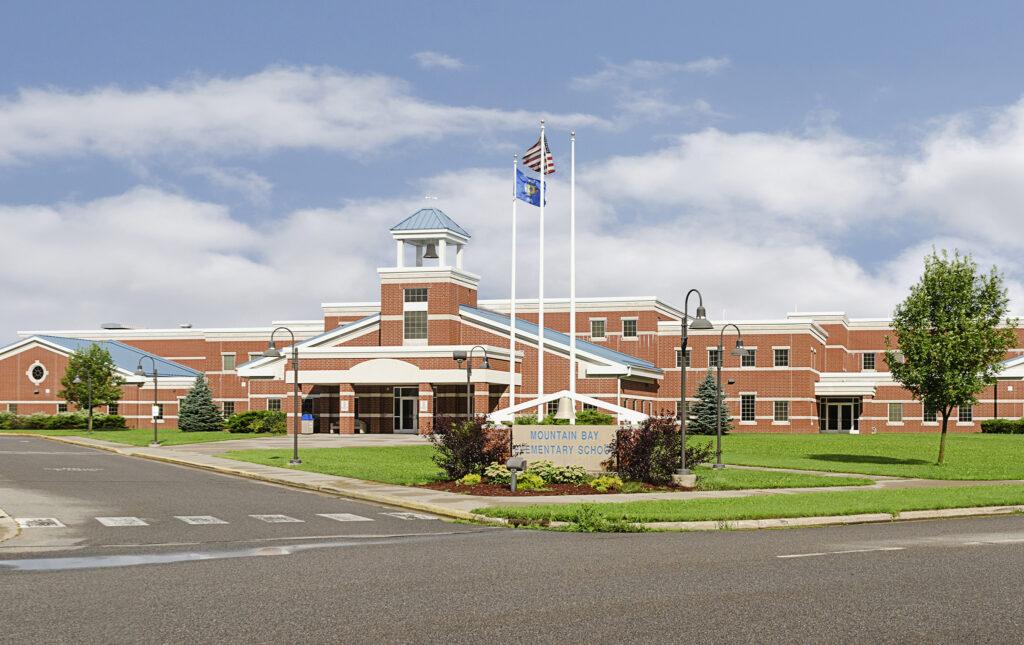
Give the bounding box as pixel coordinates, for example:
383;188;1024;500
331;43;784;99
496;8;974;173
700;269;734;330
772;346;790;368
589;317;607;341
741;346;757;368
740;392;756;423
621;317;639;340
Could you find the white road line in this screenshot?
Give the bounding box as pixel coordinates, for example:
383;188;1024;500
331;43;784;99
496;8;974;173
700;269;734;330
317;513;374;522
380;512;438;521
96;517;149;527
15;518;66;528
250;514;304;523
175;516;228;525
778;547;905;559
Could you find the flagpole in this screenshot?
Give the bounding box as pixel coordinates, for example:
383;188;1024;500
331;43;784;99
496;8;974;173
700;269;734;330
538;121;546;418
510;154;517;413
569;131;576;425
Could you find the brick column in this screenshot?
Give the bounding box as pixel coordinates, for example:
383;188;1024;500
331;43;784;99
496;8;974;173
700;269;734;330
418;383;434;435
338;383;356;434
474;383;490;419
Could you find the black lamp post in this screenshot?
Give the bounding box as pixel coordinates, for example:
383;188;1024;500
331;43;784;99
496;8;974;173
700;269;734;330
677;289;713;475
72;373;93;435
715;323;750;469
453;346;491;420
263;326;301;465
134;357;160;447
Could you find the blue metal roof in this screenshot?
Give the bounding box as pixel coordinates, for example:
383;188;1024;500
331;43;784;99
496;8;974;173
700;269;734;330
34;336;202;378
460;305;658;370
390;208;470;238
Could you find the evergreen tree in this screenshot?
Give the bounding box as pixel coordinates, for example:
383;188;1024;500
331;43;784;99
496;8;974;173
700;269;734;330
177;375;224;432
58;344;125;411
686;368;732;435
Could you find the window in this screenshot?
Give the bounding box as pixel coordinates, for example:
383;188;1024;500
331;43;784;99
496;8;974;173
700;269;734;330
8;403;16;414
57;403;68;413
582;402;597;411
708;348;722;368
249;352;262;363
741;394;756;422
888;402;903;423
676;401;688;419
959;406;973;423
404;287;428;302
268;398;282;412
222;401;235;418
108;403;118;415
547;400;559;416
222;354;236;371
403;310;428;340
622;318;638;338
774;348;789;367
590;319;606;339
741;348;756;368
774;400;789;422
155;404;164;419
302;398;314;415
923;405;937;423
676;348;691;368
862;353;876;371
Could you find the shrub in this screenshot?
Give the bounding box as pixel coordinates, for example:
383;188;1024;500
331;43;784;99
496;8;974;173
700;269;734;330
226;410;287;434
575;409;615;425
0;411;12;429
484;462;511;485
456;473;481;486
46;412;88;429
587;475;623;492
21;413;50;429
981;418;1024;434
516;472;546;490
514;414;538;425
93;414;127;429
429;417;509;480
526;459;591;484
608;416;715;485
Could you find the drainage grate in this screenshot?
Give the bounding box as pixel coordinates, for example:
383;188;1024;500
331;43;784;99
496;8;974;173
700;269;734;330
16;518;66;528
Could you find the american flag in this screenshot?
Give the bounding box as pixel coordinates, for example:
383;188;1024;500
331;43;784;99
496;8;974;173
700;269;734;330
523;135;555;174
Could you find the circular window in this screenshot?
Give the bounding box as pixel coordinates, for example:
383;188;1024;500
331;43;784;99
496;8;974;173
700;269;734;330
31;365;45;381
26;361;48;385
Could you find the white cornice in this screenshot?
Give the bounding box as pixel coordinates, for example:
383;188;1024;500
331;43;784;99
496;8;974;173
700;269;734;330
377;266;480;289
480;296;683;320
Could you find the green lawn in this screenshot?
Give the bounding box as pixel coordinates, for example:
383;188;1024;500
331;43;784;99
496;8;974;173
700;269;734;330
715;433;1024;480
218;446;445;486
694;466;871;490
0;428;284;446
474;484;1024;523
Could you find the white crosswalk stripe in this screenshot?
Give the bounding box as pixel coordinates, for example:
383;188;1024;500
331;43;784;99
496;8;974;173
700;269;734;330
15;518;65;528
317;513;374;522
175;516;228;525
380;512;437;521
249;514;303;523
96;517;149;527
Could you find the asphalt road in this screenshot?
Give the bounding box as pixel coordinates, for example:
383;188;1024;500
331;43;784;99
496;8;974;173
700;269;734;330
4;436;1024;644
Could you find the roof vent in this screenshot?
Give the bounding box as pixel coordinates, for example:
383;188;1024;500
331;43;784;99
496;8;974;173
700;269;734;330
179;323;193;328
101;323;129;330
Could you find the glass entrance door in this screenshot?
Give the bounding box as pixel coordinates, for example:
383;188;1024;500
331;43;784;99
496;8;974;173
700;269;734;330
393;387;419;434
820;398;861;433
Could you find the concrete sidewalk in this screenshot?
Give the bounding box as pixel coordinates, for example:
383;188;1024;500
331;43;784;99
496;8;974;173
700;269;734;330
12;433;1024;531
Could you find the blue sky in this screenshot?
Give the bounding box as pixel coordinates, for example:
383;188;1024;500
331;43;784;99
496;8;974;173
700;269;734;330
3;1;1024;337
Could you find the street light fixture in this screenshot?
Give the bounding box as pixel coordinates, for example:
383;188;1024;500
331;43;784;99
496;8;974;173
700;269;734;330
714;323;749;470
263;327;301;465
72;373;93;435
134;357;160;447
453;346;490;420
677;289;713;476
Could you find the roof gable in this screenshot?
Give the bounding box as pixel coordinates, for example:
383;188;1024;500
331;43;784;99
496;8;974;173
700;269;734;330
32;335;201;378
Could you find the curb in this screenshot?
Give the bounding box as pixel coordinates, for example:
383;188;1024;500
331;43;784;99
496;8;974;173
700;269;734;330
16;434;501;526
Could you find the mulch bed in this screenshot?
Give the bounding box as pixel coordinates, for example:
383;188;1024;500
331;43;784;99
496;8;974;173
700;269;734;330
417;481;685;496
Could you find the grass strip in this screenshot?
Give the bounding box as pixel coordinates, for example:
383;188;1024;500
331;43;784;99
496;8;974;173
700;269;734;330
0;428;284;446
694;466;872;490
473;484;1024;523
219;445;444;486
716;433;1024;480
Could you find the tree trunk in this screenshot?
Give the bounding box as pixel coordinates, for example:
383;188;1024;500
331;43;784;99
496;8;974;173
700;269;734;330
938;409;950;464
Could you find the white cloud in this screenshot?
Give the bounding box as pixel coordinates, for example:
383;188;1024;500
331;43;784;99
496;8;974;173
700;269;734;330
190;166;273;206
570;57;731;90
0;66;608;164
411;51;465;70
